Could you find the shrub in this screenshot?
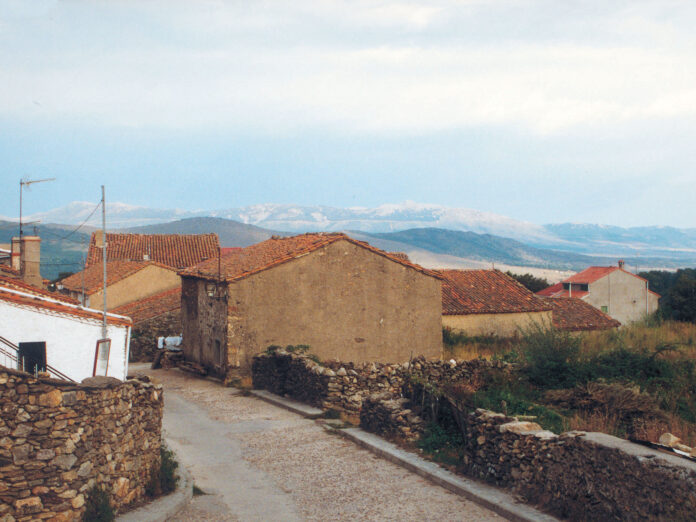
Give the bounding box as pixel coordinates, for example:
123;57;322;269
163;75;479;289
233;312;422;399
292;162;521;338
417;423;463;465
146;445;179;497
83;486;114;522
519;322;581;389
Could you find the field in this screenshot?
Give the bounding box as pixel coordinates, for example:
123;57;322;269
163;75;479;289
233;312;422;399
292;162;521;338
443;320;696;446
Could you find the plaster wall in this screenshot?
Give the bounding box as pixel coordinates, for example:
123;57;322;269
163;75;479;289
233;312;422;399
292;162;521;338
442;310;552;337
87;265;180;311
587;270;659;325
0;300;130;381
224;240;442;370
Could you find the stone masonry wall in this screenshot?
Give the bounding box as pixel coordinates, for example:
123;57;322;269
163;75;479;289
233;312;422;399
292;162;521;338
251;350;499;418
253;351;696;521
129;310;181;362
0;368;163;521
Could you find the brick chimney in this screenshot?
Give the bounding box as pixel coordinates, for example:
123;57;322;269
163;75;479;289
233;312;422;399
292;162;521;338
10;237;21;271
20;236;42;287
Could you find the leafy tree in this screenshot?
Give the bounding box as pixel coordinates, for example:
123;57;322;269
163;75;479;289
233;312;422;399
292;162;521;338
505;271;549;293
668;274;696;323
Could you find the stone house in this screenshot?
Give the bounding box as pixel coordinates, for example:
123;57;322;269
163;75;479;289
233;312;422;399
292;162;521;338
536;261;659;324
439;269;553;337
179;233;443;375
0;280;131;381
58;260;180;310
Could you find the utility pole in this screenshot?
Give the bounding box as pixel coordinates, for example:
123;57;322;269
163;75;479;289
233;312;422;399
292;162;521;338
101;185;107;339
19;177;55;237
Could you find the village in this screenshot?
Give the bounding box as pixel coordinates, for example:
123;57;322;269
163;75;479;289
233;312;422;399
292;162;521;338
1;224;695;521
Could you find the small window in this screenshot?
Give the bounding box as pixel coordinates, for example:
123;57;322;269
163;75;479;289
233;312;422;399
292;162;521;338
601;306;608;313
580;284;589;291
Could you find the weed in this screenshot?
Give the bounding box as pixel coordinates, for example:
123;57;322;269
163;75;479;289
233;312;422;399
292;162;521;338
146;445;179;497
83;486;114;522
417;423;464;466
323;408;341;419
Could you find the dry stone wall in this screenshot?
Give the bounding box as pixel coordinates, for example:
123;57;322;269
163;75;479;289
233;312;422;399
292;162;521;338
0;368;163;521
253;350;696;521
129;310;181;362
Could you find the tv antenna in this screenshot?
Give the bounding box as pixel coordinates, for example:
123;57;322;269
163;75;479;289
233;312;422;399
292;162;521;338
19;177;56;237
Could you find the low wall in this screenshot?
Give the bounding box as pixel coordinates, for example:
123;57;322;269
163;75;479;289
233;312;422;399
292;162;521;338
251;350;501;417
253;351;696;520
129;310;181;362
0;368;163;520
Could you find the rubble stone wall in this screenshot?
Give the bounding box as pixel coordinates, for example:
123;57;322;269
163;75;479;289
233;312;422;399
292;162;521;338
129;310;181;362
0;368;163;521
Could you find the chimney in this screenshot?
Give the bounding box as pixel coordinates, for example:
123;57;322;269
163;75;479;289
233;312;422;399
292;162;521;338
618;260;625;269
20;236;42;287
10;237;21;271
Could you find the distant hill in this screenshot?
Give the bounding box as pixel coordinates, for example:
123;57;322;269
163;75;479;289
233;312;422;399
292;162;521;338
123;217;280;247
359;228;685;271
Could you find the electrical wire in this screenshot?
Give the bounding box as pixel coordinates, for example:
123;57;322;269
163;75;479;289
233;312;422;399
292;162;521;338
43;201;102;242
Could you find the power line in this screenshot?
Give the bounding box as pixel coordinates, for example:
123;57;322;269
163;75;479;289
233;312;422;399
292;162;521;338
46;202;102;241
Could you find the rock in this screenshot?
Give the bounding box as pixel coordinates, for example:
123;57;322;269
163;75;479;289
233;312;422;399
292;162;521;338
36;448;56;460
38;389;62;407
323;368;336;377
14;497;42;516
71;495;85;509
11;444;30;465
674;443;692;453
77;461;93;478
659;433;681;447
336;367;347;376
11;424;32;438
113;477;130;498
499;421;543;434
80;376;122;388
476;435;486;445
52;454;78;470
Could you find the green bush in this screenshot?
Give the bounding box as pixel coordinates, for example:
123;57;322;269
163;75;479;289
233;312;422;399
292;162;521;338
146;445;179;497
83;486;114;522
417;423;463;465
520;323;581;389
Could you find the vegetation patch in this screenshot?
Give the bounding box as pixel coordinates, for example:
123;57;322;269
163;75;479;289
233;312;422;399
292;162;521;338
146;444;180;498
83;486;114;522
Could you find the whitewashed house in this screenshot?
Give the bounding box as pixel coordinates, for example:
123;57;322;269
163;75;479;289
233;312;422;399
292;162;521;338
0;284;132;382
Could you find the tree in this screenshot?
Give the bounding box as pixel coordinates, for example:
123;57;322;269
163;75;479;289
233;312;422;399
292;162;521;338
667;273;696;323
506;271;549;293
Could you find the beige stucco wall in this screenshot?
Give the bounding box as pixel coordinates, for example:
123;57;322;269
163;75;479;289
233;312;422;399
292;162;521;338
442;310;553;337
586;270;659;325
180;239;442;374
88;265;180;311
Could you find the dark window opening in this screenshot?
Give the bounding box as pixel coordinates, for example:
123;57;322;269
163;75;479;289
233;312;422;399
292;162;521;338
18;342;46;374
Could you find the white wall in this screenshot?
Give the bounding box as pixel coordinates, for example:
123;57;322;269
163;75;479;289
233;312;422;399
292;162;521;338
0;300;130;382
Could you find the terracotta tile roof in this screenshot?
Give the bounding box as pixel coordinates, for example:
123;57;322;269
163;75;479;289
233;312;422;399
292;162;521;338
0;264;20;278
542;297;621;331
86;232;219;269
439;269;552;315
112;287;181;324
58;261;177;295
537;267;660;298
535;282;563;297
0;286;131;327
0;276;79;305
389;252;410;262
180;233;441;282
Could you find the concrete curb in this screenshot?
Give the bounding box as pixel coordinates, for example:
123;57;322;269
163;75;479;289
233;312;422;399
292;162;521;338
116;444;193;522
249;389;557;522
249;389;324;418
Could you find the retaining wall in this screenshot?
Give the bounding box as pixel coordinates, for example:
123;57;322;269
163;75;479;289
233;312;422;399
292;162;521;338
0;368;163;521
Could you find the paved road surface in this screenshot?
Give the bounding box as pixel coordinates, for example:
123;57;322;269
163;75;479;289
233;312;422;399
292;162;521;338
134;366;505;521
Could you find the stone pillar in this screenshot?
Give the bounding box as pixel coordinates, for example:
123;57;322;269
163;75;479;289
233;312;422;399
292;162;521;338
20;236;42;287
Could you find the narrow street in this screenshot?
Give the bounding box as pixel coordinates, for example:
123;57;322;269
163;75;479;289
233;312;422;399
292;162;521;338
134;366;505;521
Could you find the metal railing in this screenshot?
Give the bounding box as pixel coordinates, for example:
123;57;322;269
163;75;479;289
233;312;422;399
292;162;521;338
0;336;76;383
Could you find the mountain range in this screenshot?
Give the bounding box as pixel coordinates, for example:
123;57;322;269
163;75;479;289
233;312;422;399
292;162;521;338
2;201;695;279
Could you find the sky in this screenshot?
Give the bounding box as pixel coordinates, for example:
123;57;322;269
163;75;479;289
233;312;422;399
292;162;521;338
1;0;695;227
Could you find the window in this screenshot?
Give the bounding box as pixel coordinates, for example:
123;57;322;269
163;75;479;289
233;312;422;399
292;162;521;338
93;339;111;376
601;306;608;313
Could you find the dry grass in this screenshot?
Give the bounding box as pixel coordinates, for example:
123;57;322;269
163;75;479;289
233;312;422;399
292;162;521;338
580;320;696;360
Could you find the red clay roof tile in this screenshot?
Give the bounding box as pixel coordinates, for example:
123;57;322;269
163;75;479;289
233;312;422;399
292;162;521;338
0;286;131;327
180;233;440;282
0;275;79;304
86;233;219;269
543;297;621;331
112;287;181;324
439;269;552;315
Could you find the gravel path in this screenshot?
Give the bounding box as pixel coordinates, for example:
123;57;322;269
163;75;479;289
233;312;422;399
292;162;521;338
138;367;505;521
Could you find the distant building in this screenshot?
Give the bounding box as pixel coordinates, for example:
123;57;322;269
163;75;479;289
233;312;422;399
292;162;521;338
0;282;131;382
542;297;621;332
536;261;659;324
85;232;220;269
179;233;443;375
439;269;553;337
0;236;43;288
58;260;180;310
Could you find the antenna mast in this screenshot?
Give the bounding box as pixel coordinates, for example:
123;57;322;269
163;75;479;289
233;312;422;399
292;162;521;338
101;185;107;339
19;177;55;237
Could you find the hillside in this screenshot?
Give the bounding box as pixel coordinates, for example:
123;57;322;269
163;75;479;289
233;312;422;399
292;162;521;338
123;217;279;247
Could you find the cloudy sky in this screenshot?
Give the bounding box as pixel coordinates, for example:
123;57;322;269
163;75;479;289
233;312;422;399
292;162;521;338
1;0;694;226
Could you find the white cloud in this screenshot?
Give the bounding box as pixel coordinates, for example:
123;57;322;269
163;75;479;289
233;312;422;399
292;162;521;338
1;1;695;135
